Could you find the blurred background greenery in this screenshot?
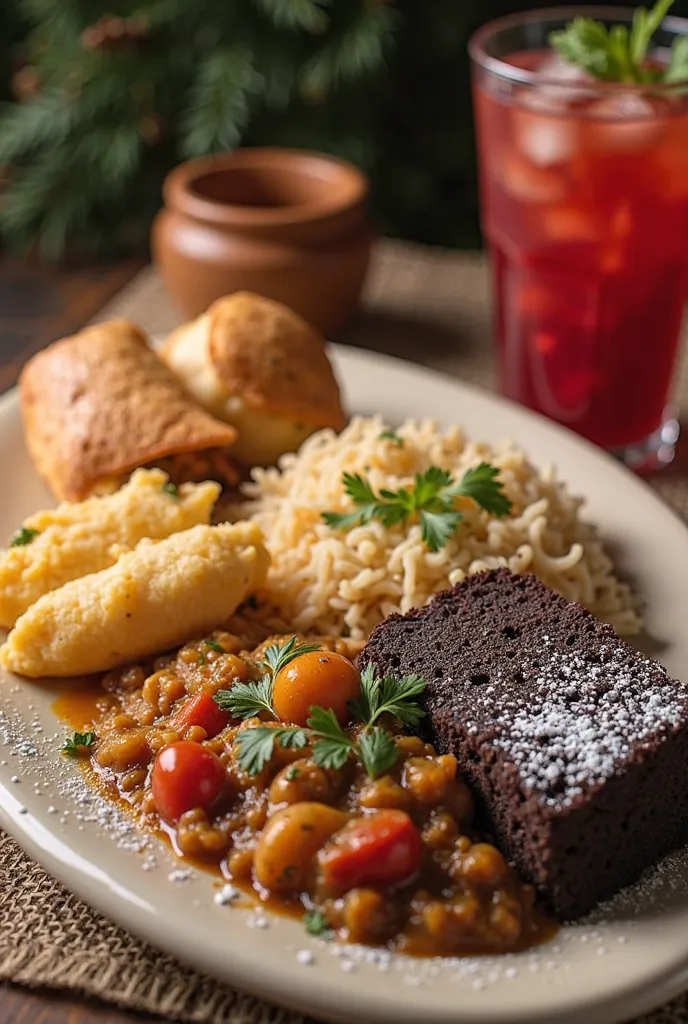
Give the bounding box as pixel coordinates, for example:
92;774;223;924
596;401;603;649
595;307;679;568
0;0;686;260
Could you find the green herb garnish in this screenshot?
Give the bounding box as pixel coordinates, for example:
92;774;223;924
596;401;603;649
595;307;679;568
550;0;688;83
321;463;511;552
214;637;321;720
303;908;332;937
378;429;404;447
235;725;309;776
286;765;301;781
61;731;96;756
230;665;426;779
261;636;322;677
162;481;180;498
10;527;39;547
203;639;226;654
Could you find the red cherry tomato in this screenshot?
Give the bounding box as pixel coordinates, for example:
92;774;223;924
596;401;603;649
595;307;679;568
172;690;230;738
318;810;423;893
151;741;225;823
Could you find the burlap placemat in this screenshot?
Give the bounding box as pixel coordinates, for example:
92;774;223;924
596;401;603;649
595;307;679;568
2;239;688;1023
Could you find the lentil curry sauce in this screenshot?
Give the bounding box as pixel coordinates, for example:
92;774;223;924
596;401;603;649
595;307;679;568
55;632;554;956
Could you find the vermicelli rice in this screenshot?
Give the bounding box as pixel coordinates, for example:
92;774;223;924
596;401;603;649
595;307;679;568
238;417;641;640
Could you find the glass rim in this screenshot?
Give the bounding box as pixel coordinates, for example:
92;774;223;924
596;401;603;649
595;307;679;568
469;5;688;92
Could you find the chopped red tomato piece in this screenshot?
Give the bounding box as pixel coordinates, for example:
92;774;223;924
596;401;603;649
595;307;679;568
172;690;230;738
151;740;225;823
318;809;423;893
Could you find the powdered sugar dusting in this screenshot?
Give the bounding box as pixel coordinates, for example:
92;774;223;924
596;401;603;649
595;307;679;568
477;638;686;808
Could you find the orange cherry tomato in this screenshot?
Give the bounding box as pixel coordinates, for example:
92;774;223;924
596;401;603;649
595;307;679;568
171;690;230;738
318;810;423;894
151;741;225;823
272;651;361;726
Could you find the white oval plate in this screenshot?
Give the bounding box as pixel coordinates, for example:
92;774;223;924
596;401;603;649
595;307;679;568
2;345;688;1024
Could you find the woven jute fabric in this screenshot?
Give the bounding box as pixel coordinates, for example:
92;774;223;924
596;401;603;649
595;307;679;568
2;239;688;1023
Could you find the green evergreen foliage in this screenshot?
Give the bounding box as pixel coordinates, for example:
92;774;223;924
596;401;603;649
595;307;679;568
0;0;678;259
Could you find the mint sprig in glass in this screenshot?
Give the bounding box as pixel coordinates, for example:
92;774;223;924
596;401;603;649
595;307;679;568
469;3;688;472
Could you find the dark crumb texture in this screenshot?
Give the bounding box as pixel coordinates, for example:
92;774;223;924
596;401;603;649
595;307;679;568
360;569;688;920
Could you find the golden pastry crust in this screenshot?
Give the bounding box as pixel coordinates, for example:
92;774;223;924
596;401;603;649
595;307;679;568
20;320;238;502
207;293;347;430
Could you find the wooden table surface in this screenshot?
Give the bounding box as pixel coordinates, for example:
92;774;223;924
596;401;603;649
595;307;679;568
0;253;154;1024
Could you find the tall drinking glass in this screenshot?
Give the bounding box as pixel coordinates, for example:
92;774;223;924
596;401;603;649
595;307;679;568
470;7;688;470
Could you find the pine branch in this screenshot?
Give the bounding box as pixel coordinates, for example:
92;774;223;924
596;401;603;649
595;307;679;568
181;46;263;156
0;156;88;260
19;0;83;37
0;92;73;163
253;0;330;34
300;5;394;97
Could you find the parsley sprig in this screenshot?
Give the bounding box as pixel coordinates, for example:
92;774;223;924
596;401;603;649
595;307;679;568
378;429;404;447
303;908;333;937
214;637;321;719
203;638;226;653
61;731;96;756
228;664;426;779
10;527;39;547
162;481;180;498
321;463;511;552
550;0;688;84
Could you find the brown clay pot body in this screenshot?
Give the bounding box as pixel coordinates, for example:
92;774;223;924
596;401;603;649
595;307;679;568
152;148;373;335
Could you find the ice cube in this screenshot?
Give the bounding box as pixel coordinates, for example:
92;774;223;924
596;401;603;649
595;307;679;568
514;93;579;167
535;54;596;102
587;93;666;152
500;150;569;203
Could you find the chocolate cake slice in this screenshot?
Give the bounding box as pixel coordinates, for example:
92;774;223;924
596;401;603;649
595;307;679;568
360;569;688;920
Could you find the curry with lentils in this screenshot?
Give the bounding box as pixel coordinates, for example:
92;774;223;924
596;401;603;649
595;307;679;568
57;632;553;955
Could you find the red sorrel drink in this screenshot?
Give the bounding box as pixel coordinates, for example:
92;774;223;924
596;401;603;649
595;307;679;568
470;7;688;469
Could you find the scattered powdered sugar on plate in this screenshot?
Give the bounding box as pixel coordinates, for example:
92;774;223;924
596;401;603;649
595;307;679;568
168;868;194;883
4;677;688;990
58;772;152;856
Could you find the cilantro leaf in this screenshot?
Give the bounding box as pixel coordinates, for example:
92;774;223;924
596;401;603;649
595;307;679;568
352;666;426;728
203;639;226;653
350;663;380;722
342;471;380;508
412;467;452;508
261;636;321;677
234;665;427;779
321;509;368;531
419;508;462;553
162;481;180;498
308;706;355;770
322;462;511;551
61;731;96;756
378;429;404;447
215;675;275;719
10;527;39;548
358;727;399;779
452;462;511;517
234;726;308;775
303;908;332;936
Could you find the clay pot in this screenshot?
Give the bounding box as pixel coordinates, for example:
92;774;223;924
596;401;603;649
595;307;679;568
152;148;373;335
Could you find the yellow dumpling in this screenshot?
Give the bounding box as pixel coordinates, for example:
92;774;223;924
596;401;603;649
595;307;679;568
0;522;269;678
0;469;221;628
